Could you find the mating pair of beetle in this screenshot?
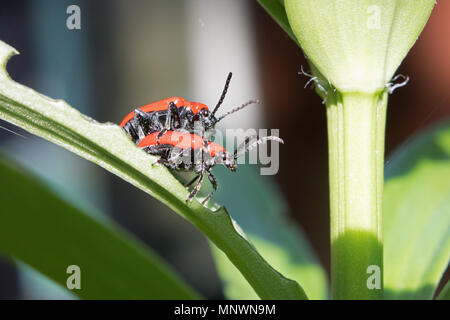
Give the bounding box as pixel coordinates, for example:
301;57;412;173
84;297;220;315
119;73;283;204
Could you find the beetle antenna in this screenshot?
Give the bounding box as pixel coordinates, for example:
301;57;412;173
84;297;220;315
215;99;260;123
211;72;232;116
234;135;284;159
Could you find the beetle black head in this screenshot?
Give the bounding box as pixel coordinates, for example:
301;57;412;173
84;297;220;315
193;108;216;130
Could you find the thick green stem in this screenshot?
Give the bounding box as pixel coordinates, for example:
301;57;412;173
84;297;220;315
326;90;387;299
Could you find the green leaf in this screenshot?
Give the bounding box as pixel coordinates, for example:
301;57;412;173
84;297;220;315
256;0;333;101
0;154;199;299
384;120;450;299
256;0;335;101
0;40;307;299
257;0;298;45
437;280;450;300
210;166;328;300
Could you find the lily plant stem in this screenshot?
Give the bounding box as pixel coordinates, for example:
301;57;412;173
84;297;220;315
326;90;388;299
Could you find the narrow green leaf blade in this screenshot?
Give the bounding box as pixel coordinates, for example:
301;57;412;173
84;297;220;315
0;40;307;299
437;280;450;300
0;154;199;299
211;166;328;300
257;0;298;45
384;121;450;299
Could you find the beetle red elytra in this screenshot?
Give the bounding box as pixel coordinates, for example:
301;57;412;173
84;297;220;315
138;130;283;204
119;96;206;128
119;72;259;144
137;130;226;157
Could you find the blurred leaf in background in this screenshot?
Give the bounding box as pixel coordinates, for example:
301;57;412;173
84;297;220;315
0;153;200;299
384;120;450;300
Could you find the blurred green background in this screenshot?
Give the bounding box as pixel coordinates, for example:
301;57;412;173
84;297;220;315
0;0;449;299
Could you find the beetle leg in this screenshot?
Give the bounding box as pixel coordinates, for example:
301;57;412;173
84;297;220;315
156;103;178;144
187;168;205;203
201;171;217;205
168;102;181;130
157;106;175;144
149;112;163;132
178;107;190;131
145;145;173;167
156;129;167;145
133;109;150;141
123;122;139;143
161;101;178;132
146;144;169;155
151;158;169;167
200;124;209;155
134;109;150;128
168;147;185;166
